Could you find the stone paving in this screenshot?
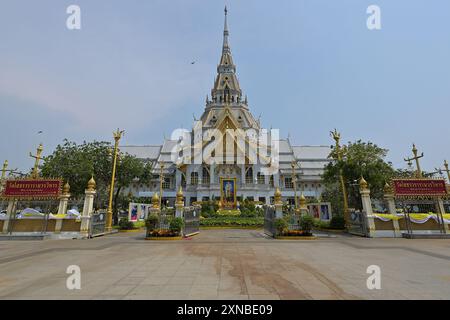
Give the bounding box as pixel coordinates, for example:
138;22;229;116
0;229;450;300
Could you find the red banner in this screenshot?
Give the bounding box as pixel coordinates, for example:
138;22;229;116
392;179;448;197
2;179;62;199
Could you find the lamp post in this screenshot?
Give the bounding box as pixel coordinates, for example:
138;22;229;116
404;144;424;178
291;161;299;210
443;160;450;183
1;160;8;180
330;129;350;229
106;128;124;232
29;143;44;179
159;162;165;208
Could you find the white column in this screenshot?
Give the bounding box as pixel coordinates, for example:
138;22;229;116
360;187;375;237
55;193;70;233
80;189;96;238
384;193;401;237
437;198;449;234
2;200;16;234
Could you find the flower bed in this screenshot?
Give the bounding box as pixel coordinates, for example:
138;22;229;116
200;216;263;228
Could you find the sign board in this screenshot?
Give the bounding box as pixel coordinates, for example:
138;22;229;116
2;179;62;199
392;179;448;197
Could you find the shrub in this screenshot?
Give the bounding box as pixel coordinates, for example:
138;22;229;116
145;214;159;231
329;216;345;229
119;217;135;230
275;218;288;235
168;216;184;234
300;214;314;235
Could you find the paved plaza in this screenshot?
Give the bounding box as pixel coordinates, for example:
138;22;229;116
0;229;449;300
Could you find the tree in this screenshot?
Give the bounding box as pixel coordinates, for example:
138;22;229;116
41;140;151;222
41;140;112;206
112;153;148;224
322;140;395;211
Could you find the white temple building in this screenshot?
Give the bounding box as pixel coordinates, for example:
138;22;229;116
121;8;331;206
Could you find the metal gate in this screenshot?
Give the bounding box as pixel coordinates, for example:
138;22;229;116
398;200;446;236
89;211;106;237
264;205;276;237
183;206;200;237
348;210;367;237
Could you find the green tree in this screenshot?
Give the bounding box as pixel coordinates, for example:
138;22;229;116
41;140;151;223
41;140;112;206
113;153;147;224
322;140;395;211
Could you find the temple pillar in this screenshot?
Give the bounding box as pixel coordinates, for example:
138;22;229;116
384;184;401;237
359;177;375;237
274;187;283;218
2;199;16;234
55;182;71;234
175;186;185;218
80;177;96;238
437;198;449;234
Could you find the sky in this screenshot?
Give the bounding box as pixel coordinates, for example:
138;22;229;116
0;0;449;174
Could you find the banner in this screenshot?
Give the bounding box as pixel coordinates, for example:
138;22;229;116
392;179;447;197
2;179;62;199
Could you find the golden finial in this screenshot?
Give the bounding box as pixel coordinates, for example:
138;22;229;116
274;187;282;204
176;186;184;205
63;181;70;194
87;176;96;191
299;192;306;207
384;181;392;194
152;192;160;208
359;176;368;190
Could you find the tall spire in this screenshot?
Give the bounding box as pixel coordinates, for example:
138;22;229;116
223;6;230;54
211;6;242;105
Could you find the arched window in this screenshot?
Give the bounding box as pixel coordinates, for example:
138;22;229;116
245;167;253;184
190;172;199;185
202;167;210;185
181;174;186;188
257;172;265;184
269;175;274;187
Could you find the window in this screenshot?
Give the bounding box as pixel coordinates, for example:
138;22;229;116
245;167;253;184
284;177;293;189
162;177;172;190
190;172;199;185
269;175;274;187
202;167;210;185
257;172;265;184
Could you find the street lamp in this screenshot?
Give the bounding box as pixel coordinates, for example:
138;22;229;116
330;129;350;229
106;128;124;232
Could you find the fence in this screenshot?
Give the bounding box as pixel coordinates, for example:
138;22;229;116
183;206;200;236
264;205;276;237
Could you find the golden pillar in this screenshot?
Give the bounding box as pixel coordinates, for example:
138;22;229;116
330;129;350;229
1;160;8;180
404;144;424;178
443;160;450;183
291;161;299;209
29;144;44;179
159;162;165;208
106;129;124;232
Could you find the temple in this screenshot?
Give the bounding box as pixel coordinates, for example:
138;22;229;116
121;7;330;206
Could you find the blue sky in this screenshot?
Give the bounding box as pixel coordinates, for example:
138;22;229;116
0;0;449;173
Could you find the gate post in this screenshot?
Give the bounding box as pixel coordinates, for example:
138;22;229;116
149;192;161;217
2;199;16;234
437;198;449;234
384;182;401;237
274;187;283;218
80;177;96;238
175;186;184;218
359;177;375;237
55;182;71;233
